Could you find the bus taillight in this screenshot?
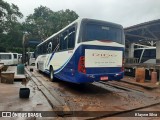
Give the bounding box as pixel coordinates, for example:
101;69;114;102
78;56;86;74
121;58;125;72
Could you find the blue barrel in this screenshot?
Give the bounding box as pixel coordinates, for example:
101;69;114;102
17;64;25;74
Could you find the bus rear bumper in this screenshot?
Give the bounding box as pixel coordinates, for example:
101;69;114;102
74;72;124;83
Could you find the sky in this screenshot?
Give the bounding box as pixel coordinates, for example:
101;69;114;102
6;0;160;27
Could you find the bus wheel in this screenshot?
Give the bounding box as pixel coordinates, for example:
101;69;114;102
117;79;121;82
37;64;40;72
50;67;55;82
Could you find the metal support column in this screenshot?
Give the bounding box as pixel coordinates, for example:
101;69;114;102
156;41;160;81
128;43;135;58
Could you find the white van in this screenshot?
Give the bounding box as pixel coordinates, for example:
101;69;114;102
0;53;17;65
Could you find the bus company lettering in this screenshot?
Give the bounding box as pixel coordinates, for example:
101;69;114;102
92;53;117;58
85;49;122;68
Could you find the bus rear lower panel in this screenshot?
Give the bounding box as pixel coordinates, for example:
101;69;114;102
55;70;124;83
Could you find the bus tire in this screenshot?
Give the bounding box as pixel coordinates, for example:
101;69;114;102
37;63;40;71
50;66;56;82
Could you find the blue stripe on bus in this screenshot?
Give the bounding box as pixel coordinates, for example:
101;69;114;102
44;69;50;74
54;56;73;74
44;54;74;74
47;52;55;67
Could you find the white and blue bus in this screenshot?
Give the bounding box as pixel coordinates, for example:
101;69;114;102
35;18;125;83
134;47;156;64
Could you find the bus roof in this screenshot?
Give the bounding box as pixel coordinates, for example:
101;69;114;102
81;18;123;28
37;18;123;47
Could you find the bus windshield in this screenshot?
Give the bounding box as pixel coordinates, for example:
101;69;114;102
82;23;123;44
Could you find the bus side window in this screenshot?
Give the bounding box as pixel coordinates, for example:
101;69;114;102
42;43;47;54
134;50;142;58
60;31;68;51
68;27;75;49
150;49;156;58
38;46;41;55
143;50;150;58
40;45;44;54
52;36;60;52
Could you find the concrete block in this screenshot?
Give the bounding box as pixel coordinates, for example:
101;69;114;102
1;71;15;84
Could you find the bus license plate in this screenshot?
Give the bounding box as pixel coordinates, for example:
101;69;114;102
100;76;108;81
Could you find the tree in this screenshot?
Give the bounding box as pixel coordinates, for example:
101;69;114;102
0;0;23;52
24;6;79;41
0;0;10;33
55;9;79;30
24;6;54;40
0;0;23;33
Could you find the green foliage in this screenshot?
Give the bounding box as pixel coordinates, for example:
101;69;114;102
0;2;79;53
7;47;23;53
0;0;23;33
24;6;79;41
0;0;24;53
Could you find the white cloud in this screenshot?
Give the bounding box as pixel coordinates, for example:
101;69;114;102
6;0;160;27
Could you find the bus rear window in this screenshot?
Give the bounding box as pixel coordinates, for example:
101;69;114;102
0;54;12;59
82;23;123;44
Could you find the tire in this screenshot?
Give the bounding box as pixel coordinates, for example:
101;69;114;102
37;64;40;72
37;63;39;70
117;79;121;82
50;67;55;82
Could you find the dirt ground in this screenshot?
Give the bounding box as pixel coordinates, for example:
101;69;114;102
0;80;60;120
1;66;160;120
28;68;160;120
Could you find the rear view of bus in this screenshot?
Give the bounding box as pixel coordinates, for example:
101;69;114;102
35;18;125;83
73;19;125;83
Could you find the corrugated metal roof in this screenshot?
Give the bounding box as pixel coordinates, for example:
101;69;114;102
125;19;160;46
